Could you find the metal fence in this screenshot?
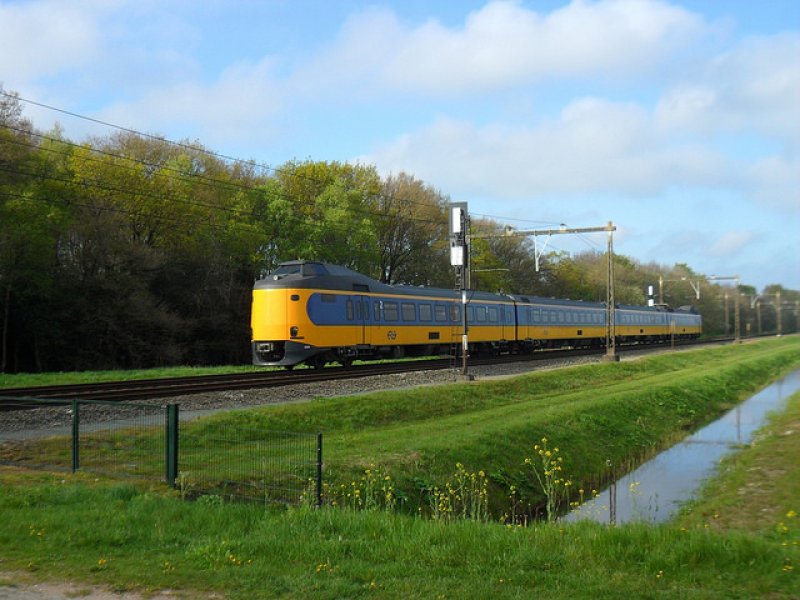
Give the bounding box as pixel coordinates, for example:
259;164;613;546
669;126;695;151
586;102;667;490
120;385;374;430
0;397;166;479
0;397;322;506
178;410;322;505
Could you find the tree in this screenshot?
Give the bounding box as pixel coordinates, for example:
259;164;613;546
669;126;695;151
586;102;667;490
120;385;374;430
375;173;450;286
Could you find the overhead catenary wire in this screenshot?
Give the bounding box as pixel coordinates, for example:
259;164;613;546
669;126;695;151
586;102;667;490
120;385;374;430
0;122;451;231
2;91;600;265
0;92;454;222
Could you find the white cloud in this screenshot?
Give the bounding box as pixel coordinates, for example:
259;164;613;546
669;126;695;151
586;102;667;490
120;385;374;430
746;155;800;211
366;98;729;200
656;32;800;145
0;0;103;83
301;0;706;97
95;56;284;148
707;231;757;257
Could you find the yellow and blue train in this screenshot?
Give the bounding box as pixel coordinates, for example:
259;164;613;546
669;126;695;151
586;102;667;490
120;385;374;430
251;260;702;368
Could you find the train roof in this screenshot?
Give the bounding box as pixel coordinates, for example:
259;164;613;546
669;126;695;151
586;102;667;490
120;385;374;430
255;261;397;293
254;261;698;313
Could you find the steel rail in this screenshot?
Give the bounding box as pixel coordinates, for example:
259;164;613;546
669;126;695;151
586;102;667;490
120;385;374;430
0;337;732;411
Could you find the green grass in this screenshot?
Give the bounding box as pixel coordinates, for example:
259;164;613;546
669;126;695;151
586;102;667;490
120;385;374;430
193;336;800;514
678;389;800;534
0;468;797;599
8;337;800;513
0;364;273;388
1;337;799;598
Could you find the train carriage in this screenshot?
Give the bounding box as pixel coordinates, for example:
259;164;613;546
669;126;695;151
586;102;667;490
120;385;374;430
251;260;701;369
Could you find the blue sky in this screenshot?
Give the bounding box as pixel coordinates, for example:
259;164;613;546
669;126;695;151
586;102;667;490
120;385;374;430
2;0;798;291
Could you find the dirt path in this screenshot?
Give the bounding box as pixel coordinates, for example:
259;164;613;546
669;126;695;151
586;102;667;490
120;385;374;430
0;572;201;599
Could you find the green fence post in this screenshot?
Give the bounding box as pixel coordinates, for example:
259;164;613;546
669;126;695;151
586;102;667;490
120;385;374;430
71;400;79;472
166;404;179;488
316;432;323;508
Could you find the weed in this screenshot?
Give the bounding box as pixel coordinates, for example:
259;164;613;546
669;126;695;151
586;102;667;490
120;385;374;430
525;437;571;522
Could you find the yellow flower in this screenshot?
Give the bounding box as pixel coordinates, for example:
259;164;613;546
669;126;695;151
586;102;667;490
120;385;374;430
786;510;797;519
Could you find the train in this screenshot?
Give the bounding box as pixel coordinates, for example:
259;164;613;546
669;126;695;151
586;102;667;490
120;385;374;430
251;260;702;369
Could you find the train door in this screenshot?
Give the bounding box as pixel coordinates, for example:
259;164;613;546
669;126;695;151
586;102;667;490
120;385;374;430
357;295;371;347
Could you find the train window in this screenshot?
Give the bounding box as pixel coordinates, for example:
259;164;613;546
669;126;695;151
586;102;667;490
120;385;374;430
419;303;433;322
383;301;399;321
363;301;370;320
475;306;487;322
321;294;336;303
374;302;380;321
435;305;447;322
270;264;301;277
532;309;539;323
302;263;328;276
450;305;461;323
402;303;416;321
346;299;354;321
488;306;498;323
542;311;549;323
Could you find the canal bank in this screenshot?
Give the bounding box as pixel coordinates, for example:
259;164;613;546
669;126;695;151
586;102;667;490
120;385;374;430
564;369;800;524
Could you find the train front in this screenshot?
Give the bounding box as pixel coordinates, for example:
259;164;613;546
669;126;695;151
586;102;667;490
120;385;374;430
251;261;324;367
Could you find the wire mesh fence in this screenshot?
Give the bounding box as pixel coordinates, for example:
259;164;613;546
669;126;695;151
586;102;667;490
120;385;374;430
0;397;165;479
1;397;322;506
178;417;322;505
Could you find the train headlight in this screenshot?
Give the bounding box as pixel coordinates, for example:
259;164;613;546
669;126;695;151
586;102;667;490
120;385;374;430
290;326;299;338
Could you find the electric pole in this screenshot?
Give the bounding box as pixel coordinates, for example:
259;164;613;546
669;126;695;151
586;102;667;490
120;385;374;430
500;222;618;361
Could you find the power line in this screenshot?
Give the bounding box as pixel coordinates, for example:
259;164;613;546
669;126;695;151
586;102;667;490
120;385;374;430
1;122;449;230
1;92;454;222
3;91;599;256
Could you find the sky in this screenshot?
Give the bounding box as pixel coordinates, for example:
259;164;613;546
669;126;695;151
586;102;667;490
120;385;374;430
2;0;799;292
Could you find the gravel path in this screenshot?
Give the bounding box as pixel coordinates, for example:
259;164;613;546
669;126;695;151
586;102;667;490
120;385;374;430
0;354;602;439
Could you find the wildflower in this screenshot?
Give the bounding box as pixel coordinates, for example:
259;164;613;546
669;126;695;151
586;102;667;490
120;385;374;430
786;510;797;519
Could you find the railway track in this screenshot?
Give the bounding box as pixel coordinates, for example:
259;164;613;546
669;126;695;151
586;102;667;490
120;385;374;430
0;338;729;411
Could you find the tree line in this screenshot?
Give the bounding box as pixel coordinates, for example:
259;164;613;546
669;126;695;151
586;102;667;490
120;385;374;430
1;89;797;373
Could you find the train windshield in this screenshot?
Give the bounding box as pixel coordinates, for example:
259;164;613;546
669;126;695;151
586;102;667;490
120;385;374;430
269;263;328;279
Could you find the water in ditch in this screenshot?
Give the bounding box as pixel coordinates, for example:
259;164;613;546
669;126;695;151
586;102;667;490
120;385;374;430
562;368;800;525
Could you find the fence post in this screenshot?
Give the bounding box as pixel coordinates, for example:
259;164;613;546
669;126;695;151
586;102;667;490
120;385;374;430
166;404;179;488
71;400;79;472
316;432;323;508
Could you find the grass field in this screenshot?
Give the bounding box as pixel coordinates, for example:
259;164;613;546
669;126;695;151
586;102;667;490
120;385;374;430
1;337;798;598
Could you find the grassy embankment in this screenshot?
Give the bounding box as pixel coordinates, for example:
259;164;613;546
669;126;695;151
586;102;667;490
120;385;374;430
0;337;798;598
189;336;800;514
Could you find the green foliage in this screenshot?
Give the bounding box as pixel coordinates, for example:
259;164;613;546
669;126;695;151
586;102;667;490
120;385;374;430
1;463;798;598
1;88;798;372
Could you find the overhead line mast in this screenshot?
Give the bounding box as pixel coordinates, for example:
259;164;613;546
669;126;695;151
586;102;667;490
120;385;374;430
456;205;619;363
500;222;619;362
